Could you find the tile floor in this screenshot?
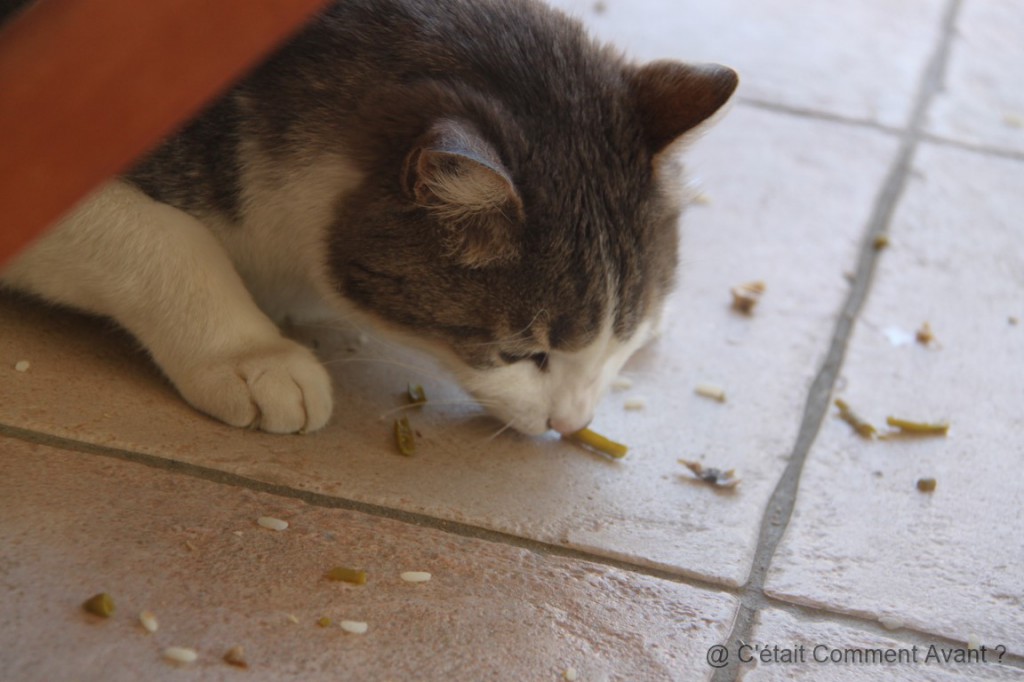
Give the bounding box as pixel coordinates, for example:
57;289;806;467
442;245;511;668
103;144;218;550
1;0;1022;680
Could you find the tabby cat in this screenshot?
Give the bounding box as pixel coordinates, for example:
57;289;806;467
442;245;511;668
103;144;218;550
1;0;737;435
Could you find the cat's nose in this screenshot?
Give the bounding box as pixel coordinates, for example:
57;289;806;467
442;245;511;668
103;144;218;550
547;415;593;436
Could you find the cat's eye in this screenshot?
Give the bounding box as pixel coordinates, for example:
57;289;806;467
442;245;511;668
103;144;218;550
499;351;549;371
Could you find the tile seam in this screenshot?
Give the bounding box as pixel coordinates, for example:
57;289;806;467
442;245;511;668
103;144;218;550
920;132;1024;164
711;1;964;680
760;595;1024;670
737;97;902;136
0;422;740;597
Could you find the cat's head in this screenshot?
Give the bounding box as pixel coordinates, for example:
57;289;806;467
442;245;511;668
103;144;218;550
328;13;736;435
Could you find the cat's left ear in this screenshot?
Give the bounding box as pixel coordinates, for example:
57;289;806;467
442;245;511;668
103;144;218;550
629;61;739;154
405;120;524;269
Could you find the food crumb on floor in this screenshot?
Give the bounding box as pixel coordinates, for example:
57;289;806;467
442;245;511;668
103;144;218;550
623;396;646;411
257;516;289;531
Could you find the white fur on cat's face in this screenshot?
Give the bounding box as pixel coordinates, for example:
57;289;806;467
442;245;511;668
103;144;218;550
451;317;656;436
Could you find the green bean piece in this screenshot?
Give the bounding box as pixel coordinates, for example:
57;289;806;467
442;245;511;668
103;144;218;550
886;416;949;436
407;383;427;406
326;566;367;584
83;592;115;618
835;399;877;439
565;428;628;459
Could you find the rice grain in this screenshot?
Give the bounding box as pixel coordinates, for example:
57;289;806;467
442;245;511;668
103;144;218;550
340;620;368;635
257;516;288;531
163;647;198;664
400;571;432;583
139;610;158;633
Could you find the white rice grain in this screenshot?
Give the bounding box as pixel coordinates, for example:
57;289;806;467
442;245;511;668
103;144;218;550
694;383;727;402
878;616;903;631
14;360;30;372
139;610;158;633
564;667;579;681
610;376;633;391
340;620;368;635
400;571;431;583
967;633;981;650
257;516;288;531
163;647;198;664
623;396;646;411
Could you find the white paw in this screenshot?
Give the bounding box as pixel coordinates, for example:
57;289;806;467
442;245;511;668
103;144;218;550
174;340;333;434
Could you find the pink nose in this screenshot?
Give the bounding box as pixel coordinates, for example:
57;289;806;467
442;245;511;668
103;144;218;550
547;416;592;436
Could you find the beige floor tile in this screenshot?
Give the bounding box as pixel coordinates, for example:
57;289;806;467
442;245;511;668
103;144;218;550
0;435;738;682
763;143;1024;655
546;0;947;127
925;1;1024;153
737;609;1020;681
0;105;897;587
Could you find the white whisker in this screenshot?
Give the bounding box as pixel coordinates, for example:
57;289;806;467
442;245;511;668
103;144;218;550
473;419;516;447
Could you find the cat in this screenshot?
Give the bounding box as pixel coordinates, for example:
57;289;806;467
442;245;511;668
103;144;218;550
1;0;737;436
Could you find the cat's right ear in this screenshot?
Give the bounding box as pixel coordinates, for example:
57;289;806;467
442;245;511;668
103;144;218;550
404;120;524;269
629;61;739;154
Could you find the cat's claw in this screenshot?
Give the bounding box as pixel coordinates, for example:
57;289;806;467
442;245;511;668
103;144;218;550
176;341;333;434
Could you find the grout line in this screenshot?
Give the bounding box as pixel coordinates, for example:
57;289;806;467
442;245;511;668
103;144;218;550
737;97;902;136
738;82;1024;168
711;1;964;680
758;596;1024;670
0;421;739;598
920;132;1024;164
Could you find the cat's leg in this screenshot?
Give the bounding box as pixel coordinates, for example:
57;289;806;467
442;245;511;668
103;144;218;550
1;181;333;433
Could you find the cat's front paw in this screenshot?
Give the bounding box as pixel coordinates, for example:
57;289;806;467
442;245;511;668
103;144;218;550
176;341;333;434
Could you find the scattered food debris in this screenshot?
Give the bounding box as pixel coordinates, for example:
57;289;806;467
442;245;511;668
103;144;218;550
317;616;332;628
692;192;712;206
224;646;248;669
82;593;115;618
623;396;647;411
394;416;416;456
915;322;934;346
872;234;890;251
916;478;937;493
1010;316;1020;326
340;620;368;635
139;610;158;633
1003;113;1024;129
564;428;628;459
163;647;198;665
326;566;368;585
611;376;633;391
885;416;949;437
13;360;30;372
967;634;981;651
679;459;741;488
286;614;300;625
730;281;765;314
565;667;580;681
695;383;726;403
879;616;904;630
257;516;289;531
400;571;432;583
407;383;427;406
834;399;877;439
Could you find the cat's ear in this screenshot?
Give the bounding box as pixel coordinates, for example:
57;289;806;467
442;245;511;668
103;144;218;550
404;120;523;269
629;61;738;154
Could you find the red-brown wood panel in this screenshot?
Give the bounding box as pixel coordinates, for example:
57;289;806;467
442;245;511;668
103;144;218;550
0;0;329;267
